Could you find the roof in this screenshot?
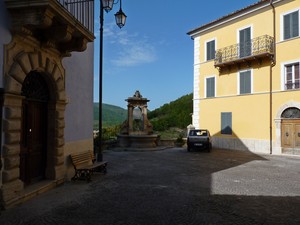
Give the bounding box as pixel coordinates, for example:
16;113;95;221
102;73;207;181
187;0;276;37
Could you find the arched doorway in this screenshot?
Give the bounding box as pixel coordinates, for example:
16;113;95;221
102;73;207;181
20;71;49;185
281;107;300;154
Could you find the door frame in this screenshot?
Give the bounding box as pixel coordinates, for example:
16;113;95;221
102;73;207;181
274;102;300;154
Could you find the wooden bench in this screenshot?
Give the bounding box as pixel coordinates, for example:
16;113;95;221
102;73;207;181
70;150;107;182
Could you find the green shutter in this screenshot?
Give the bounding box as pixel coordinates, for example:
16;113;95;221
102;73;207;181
240;71;251;94
207;40;215;60
284;13;291;39
206;77;215;97
284;11;299;40
239;27;251;57
292;11;299;38
221;112;232;135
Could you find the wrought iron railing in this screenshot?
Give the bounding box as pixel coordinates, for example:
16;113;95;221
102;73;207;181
286;82;300;90
215;35;274;66
56;0;94;33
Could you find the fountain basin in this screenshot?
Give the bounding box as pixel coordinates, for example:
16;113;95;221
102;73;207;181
117;134;159;148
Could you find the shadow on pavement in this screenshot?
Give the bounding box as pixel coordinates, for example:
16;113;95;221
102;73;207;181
0;146;299;225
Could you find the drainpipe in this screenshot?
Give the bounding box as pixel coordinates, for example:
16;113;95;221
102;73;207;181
270;0;276;154
0;88;3;171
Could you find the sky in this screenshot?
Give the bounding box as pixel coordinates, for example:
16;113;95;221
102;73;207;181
93;0;259;110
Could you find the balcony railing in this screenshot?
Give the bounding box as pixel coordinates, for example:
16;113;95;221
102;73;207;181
214;35;274;68
57;0;94;33
286;82;300;90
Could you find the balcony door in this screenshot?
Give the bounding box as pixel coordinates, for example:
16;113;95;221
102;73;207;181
239;27;251;58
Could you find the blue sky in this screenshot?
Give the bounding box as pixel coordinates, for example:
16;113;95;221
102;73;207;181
93;0;259;110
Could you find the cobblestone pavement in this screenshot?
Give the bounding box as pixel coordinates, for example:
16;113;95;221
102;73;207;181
0;148;300;225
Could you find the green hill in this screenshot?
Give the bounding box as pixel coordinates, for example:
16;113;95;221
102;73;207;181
94;103;127;129
148;93;193;131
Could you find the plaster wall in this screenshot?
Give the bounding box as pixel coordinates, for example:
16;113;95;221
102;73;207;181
0;2;11;88
63;42;94;142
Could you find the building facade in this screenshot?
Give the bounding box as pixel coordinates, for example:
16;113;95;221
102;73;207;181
188;0;300;155
0;0;95;208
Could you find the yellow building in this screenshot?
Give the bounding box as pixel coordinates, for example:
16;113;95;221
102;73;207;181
187;0;300;155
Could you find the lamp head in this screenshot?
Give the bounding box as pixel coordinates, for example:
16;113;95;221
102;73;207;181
101;0;114;12
115;8;127;28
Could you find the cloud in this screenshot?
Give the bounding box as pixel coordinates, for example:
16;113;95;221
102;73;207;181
111;41;156;67
103;22;157;67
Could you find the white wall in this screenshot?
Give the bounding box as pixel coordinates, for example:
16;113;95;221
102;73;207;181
63;42;95;142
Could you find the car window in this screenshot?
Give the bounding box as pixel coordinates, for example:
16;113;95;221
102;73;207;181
190;130;207;136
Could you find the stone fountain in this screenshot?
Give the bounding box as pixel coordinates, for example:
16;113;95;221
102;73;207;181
117;91;158;148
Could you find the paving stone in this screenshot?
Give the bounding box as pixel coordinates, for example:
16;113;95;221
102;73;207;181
0;148;299;225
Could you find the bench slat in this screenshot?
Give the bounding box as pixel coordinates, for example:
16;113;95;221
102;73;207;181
70;150;107;182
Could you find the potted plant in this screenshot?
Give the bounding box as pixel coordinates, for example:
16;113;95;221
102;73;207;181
175;133;185;147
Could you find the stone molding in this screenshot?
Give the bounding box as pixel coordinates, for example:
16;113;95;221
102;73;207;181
4;0;94;55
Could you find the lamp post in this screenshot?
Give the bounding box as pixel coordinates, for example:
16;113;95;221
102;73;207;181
97;0;127;161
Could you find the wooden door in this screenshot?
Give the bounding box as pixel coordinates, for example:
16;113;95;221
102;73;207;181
281;122;293;148
20;100;47;185
294;123;300;148
281;119;300;150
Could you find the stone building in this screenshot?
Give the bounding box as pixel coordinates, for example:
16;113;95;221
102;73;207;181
0;0;95;208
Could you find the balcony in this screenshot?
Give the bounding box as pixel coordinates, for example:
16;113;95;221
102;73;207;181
214;35;274;70
5;0;95;55
57;0;94;33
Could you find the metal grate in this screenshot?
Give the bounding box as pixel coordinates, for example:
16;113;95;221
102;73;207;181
57;0;94;33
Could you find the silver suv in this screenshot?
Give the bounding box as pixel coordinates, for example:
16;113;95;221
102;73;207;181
187;129;212;152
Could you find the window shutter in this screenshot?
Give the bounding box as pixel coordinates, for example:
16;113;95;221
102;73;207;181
240;71;251;94
239;27;251;57
206;40;215;61
206;77;215;97
284;11;299;40
210;41;215;60
240;73;245;94
292;11;299;38
221;112;232;135
284;13;291;40
244;71;251;93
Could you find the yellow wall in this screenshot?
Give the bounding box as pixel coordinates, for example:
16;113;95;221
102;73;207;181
200;94;270;139
194;0;300;151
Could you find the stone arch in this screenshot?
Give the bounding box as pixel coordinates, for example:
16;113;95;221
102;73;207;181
275;101;300;119
274;101;300;154
1;49;67;205
5;51;66;101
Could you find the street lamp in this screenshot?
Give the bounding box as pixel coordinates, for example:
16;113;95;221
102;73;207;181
64;0;126;161
97;0;126;161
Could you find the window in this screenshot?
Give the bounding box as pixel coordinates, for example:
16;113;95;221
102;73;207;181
283;10;299;40
206;40;215;61
239;70;252;94
221;112;232;135
239;27;251;58
206;77;215;98
285;63;299;90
